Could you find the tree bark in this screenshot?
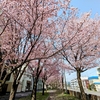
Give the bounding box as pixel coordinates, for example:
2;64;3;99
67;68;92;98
9;80;19;100
31;79;38;100
77;70;86;100
65;80;68;94
61;75;64;93
42;80;45;95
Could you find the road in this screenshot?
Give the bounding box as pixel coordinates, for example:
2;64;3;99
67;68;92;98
0;92;31;100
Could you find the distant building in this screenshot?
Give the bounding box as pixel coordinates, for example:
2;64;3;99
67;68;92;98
70;78;79;89
0;64;43;94
17;65;33;92
88;76;99;84
88;76;100;91
17;65;43;92
81;77;89;89
97;67;100;79
70;77;89;90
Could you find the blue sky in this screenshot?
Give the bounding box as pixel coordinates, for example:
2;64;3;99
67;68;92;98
66;0;100;82
66;67;99;82
70;0;100;17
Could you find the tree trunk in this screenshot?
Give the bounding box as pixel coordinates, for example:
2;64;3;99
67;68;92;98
9;81;19;100
0;73;11;93
61;75;64;93
31;80;38;100
77;70;86;100
65;80;68;94
42;80;45;95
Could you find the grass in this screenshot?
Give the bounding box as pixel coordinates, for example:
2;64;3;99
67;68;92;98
55;93;79;100
37;92;49;100
18;90;79;100
19;92;49;100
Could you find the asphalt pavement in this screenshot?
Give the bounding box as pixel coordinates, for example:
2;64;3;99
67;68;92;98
0;92;31;100
0;90;57;100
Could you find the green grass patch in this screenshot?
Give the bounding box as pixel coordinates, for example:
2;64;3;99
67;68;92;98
37;92;49;100
19;92;49;100
56;93;79;100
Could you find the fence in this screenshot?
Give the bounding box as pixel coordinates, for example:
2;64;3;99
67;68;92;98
67;89;100;100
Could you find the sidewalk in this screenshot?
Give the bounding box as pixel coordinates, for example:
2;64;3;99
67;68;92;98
47;90;57;100
0;92;31;100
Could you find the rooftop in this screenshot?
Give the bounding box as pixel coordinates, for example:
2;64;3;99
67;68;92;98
88;76;98;80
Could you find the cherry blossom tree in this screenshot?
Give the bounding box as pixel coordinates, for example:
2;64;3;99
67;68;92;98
40;58;60;95
29;54;61;100
46;74;61;90
40;58;71;94
0;0;69;99
0;6;11;87
29;59;44;100
60;13;100;100
0;0;71;85
0;0;82;100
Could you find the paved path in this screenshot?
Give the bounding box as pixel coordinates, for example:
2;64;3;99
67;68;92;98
47;90;57;100
15;92;31;100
